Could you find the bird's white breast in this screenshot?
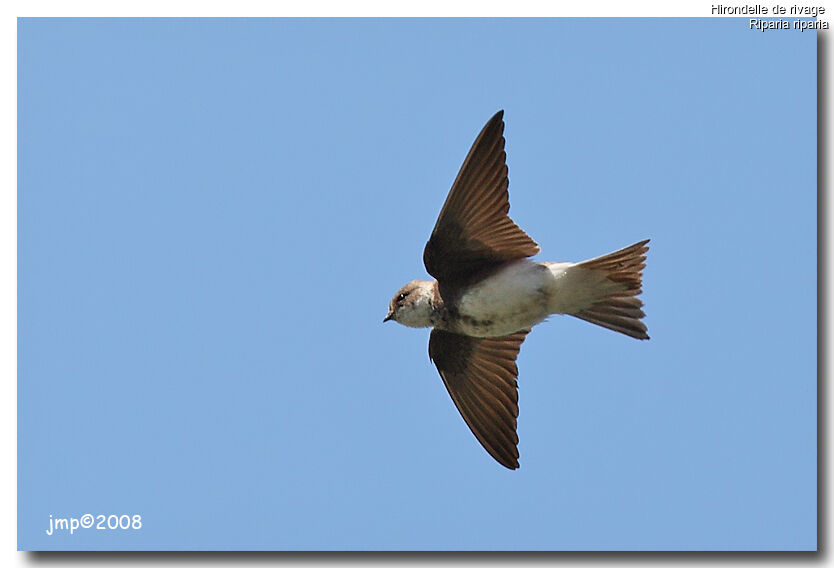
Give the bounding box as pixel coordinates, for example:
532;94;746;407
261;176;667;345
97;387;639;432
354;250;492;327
455;260;557;337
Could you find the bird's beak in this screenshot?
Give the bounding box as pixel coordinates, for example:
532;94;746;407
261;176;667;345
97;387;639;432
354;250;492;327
383;313;393;323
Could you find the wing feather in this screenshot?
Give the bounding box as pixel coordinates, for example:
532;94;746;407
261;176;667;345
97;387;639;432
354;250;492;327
423;111;540;289
428;329;530;469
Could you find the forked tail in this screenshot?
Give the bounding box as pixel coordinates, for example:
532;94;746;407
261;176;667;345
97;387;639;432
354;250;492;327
571;239;650;340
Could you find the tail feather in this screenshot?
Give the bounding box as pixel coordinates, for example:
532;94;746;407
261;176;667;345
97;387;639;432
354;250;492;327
573;306;649;340
572;240;650;340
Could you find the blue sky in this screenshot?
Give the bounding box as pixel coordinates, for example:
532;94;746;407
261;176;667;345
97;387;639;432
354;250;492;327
18;18;816;550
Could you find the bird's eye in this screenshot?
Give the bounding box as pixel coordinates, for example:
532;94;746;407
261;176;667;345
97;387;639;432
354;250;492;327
397;293;407;302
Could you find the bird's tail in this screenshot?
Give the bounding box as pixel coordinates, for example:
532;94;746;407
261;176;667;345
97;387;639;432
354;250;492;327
549;240;650;340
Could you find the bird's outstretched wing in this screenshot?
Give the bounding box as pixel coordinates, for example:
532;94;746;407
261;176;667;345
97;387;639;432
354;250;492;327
423;110;540;290
428;328;530;469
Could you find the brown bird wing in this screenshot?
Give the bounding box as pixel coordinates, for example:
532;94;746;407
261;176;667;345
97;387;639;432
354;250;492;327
423;110;540;289
428;328;530;470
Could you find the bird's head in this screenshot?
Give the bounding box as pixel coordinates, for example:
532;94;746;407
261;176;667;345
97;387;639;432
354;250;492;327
384;280;436;328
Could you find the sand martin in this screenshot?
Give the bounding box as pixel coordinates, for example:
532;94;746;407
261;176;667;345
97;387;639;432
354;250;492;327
384;110;649;469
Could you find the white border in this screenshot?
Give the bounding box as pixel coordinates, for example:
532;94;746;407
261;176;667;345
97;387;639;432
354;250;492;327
7;0;832;17
4;2;827;566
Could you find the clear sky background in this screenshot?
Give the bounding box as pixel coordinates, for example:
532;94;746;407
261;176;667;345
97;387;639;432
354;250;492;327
18;18;816;551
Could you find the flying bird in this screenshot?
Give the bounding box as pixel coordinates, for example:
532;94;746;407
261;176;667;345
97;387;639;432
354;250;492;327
384;110;649;469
